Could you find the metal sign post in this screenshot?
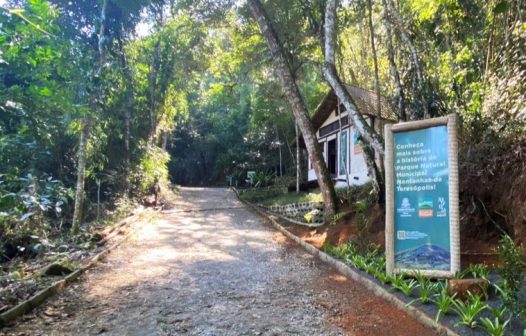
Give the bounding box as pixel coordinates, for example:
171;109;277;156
385;114;460;278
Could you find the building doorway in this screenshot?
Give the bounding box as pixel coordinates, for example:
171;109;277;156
328;138;337;177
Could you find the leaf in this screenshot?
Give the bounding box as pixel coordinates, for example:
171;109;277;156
494;1;509;14
39;87;52;96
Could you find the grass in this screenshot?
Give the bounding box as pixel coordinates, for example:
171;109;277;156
240;188;323;206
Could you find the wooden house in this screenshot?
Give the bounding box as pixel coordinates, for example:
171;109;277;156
307;85;397;188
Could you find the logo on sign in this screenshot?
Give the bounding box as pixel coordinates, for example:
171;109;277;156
418;198;433;218
437;197;447;217
397;198;415;217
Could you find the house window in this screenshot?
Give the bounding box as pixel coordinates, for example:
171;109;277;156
328;138;337;176
339;130;348;176
319;116;349;138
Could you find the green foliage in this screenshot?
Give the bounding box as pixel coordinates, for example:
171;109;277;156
131;144;170;196
372;267;390;284
496;235;526;293
168;9;316;186
252;170;276;188
492;235;526;321
392;278;419;296
329;211;347;224
323;241;387;279
453;268;467;280
493;281;526;320
433;282;456;323
488;305;509;321
350;200;372;253
414;276;440;304
479;316;510;336
238;188;287;203
335;182;376;206
240;189;322;206
452;292;488;328
0;173;73;259
466;263;490;280
322;241;358;261
387;272;403;285
350;253;368;270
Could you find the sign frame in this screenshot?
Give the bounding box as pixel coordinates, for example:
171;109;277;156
385;114;460;278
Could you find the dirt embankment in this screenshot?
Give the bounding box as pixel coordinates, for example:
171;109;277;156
289;138;526;265
287;202;503;268
459;137;526;245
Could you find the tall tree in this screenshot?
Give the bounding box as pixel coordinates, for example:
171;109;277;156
322;0;385;154
381;0;406;120
366;0;381;115
247;0;337;215
71;0;109;234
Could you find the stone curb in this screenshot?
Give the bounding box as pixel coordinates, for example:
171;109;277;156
0;209;155;329
233;189;460;336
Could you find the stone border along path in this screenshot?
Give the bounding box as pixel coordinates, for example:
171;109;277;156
0;208;156;329
234;189;461;336
258;201;326;228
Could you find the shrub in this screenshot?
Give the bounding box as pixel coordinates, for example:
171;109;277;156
0;173;73;260
479;317;510;336
496;235;525;293
495;234;526;319
434;282;456;322
452;292;488;328
252;170;276;188
130;143;170;197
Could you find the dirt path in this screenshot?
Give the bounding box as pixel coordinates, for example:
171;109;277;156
3;188;436;336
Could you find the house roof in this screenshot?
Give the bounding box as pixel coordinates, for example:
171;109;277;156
311;85;398;130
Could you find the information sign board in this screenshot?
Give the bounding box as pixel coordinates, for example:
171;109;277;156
385;115;460;278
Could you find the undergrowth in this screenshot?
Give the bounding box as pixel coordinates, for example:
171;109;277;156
322;238;526;335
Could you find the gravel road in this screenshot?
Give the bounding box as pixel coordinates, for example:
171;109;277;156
3;187;436;336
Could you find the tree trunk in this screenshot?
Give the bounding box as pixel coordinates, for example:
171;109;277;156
247;0;337;215
71;119;91;234
283;128;296;170
149;37;161;141
381;0;406;121
484;1;496;81
337;102;351;190
362;139;385;203
98;0;108;65
322;0;385;155
71;0;108;234
117;36;133;195
124;106;131;186
296;121;300;194
367;0;382;115
384;0;427;119
162;131;169;151
358;20;372;83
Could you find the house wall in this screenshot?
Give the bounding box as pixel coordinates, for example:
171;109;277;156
307;109;371;188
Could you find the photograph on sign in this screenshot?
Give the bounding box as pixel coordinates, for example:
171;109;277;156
385;115;460;278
